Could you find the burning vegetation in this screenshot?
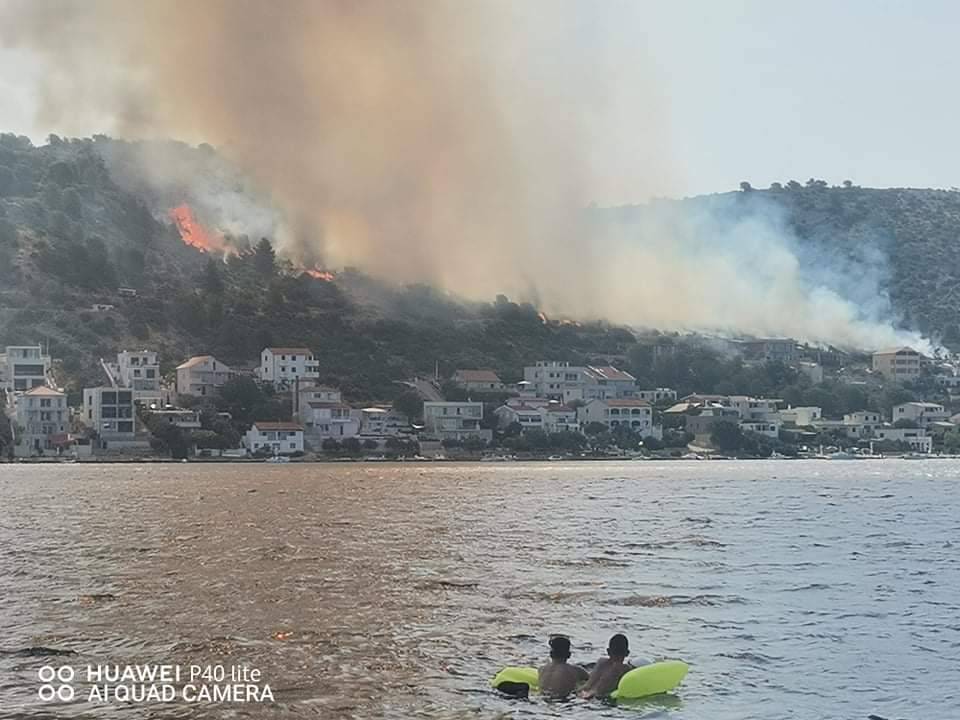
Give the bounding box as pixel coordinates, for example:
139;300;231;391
170;203;335;281
304;269;335;281
169;204;231;255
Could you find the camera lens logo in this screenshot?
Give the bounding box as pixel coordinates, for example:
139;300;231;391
38;665;75;702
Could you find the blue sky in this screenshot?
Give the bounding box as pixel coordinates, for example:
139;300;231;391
1;0;958;200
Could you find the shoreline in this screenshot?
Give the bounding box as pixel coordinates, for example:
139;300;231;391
3;454;957;465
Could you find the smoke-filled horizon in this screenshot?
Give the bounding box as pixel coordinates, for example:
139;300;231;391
0;0;930;351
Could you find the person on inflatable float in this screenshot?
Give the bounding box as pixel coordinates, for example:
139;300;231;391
579;633;633;699
538;635;589;697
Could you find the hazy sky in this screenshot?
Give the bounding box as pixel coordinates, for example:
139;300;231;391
1;0;958;200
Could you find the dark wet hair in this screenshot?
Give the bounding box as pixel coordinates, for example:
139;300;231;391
608;633;629;657
549;635;571;660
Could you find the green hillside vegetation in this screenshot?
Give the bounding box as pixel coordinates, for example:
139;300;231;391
0;135;957;417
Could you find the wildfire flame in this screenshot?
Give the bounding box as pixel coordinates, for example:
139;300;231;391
304;269;335;281
169;204;231;254
170;204;334;279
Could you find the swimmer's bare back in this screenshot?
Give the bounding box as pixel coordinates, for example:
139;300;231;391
538;661;589;697
580;657;633;698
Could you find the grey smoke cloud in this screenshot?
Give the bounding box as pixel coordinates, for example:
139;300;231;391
0;0;927;351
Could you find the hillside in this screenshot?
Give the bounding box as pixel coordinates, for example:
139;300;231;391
1;134;959;404
0;134;640;403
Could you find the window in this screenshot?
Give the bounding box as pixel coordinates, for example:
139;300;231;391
103;391;117;404
117;421;133;433
14;364;44;375
102;407;117;419
118;391;132;403
146;369;155;378
40;399;51;408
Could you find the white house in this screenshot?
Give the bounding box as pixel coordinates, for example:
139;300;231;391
843;410;883;438
504;396;552;410
258;347;319;387
523;361;582;400
359;405;407;437
740;418;782;438
780;406;822;427
578;398;657;437
495;401;581;434
542;404;580;433
293;384;359;442
148;408;202;429
0;345;51;393
494;403;545;430
300;400;360;440
422;401;492;442
892;402;950;428
684;404;741;442
579;366;639;401
176;355;233;397
452;369;504;393
295;383;342;410
522;361;637;402
728;396;782;421
82;386;137;446
635;388;678;404
244;421;304;455
13;385;70;456
873;425;932;453
114;350;161;402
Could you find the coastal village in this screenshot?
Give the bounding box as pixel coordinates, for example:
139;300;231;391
1;340;958;461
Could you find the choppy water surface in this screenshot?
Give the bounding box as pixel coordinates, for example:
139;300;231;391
0;461;958;719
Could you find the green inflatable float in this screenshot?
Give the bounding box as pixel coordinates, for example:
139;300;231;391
491;660;688;700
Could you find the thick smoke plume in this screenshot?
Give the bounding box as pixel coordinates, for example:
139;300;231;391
0;1;927;350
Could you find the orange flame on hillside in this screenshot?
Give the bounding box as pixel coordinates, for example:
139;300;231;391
169;204;231;254
304;269;335;281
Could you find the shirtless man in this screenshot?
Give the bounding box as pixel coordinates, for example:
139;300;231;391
538;636;589;698
579;633;633;699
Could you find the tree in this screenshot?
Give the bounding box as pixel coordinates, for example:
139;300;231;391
253;237;276;276
769;182;783;191
786;180;802;190
642;435;664;451
583;421;608;436
942;431;960;453
141;412;191;458
842;179;854;189
893;419;918;429
393;390;423;421
362;439;379;451
0;218;17;246
202;257;224;293
217;376;288;425
321;438;341;453
463;436;488;451
710;420;744;452
501;421;523;438
341;437;362;455
739;181;753;192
